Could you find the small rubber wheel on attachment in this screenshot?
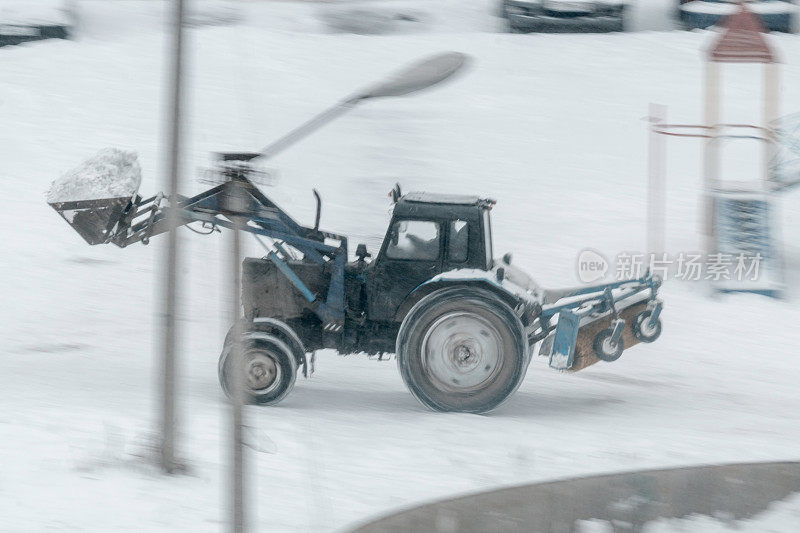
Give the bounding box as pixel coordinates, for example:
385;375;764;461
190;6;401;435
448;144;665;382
594;328;624;362
633;311;662;343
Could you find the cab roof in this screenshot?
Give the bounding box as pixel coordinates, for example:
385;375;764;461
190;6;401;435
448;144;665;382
400;192;494;207
392;191;495;219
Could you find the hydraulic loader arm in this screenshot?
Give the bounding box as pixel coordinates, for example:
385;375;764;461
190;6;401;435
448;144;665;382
48;52;472;329
50;170;348;329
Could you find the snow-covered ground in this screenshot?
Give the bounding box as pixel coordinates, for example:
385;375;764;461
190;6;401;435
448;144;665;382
577;492;800;531
2;1;800;531
645;491;800;532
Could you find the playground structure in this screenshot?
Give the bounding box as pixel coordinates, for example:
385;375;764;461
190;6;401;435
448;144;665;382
648;4;800;297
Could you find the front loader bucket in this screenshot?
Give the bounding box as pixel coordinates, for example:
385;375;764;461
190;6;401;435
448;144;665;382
46;148;142;245
48;197;133;245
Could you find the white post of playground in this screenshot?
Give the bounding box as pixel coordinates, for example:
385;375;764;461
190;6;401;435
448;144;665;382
647;103;667;258
703;60;720;254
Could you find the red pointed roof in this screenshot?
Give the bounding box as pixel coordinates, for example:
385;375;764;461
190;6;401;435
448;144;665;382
709;3;776;63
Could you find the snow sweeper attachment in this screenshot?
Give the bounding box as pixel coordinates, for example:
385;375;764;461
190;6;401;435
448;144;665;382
46;149;142;245
537;275;663;372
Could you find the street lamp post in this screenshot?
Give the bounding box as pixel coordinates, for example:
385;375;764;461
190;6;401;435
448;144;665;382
160;0;186;475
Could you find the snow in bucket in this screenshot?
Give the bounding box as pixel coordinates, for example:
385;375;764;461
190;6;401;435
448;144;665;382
46;148;142;204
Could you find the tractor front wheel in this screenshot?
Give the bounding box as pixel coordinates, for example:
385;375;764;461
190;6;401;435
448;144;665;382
397;287;528;413
218;333;297;405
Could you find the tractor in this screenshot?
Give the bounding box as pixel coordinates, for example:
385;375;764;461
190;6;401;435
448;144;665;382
47;53;663;413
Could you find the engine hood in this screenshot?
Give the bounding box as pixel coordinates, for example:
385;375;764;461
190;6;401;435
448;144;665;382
427;261;546;305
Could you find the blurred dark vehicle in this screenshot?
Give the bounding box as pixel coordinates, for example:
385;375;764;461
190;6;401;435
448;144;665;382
499;0;628;33
678;0;796;32
0;0;75;47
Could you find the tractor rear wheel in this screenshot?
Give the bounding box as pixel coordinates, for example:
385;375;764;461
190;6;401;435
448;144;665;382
397;286;528;413
218;333;297;405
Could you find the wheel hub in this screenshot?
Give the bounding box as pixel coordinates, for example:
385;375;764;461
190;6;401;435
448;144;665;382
603;337;617;352
453;343;476;366
244;351;281;393
422;312;503;392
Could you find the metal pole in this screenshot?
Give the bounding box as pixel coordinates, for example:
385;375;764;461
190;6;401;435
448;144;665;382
703;60;720;255
647;103;667;258
160;0;186;474
227;184;247;533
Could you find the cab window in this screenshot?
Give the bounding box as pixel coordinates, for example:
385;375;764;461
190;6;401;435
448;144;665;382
483;210;493;267
385;220;440;260
448;220;469;262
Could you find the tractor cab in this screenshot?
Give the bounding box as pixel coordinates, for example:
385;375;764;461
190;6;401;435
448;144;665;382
363;190;496;322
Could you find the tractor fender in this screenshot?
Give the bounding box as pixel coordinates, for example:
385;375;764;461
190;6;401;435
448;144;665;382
252;317;307;360
393;277;521;324
226;318;309;375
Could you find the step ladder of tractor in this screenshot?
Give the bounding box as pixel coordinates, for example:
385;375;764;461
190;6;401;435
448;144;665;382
713;187;783;298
